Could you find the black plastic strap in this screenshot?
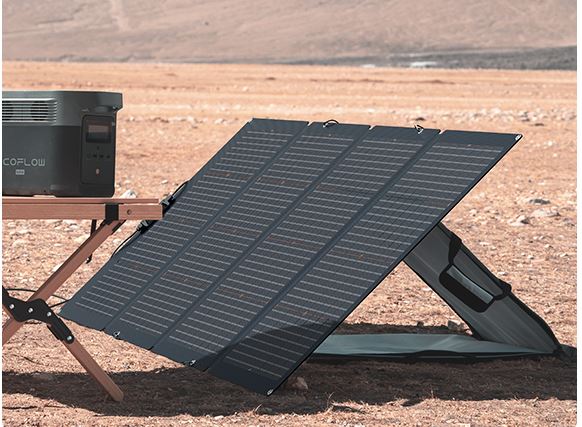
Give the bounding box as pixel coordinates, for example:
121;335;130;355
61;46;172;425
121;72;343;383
439;269;491;312
105;204;119;222
2;287;74;343
439;231;512;312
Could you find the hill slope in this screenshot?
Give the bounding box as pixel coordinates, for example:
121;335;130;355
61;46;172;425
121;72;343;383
2;0;577;68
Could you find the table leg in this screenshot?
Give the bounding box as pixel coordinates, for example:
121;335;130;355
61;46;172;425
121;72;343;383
2;310;22;345
63;337;124;402
2;220;124;344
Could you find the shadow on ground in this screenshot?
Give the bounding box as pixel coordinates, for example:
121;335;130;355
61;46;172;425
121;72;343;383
3;324;576;417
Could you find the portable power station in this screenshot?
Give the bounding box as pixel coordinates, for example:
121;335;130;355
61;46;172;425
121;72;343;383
2;90;122;197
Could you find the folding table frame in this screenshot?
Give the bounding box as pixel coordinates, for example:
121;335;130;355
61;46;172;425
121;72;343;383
2;197;163;402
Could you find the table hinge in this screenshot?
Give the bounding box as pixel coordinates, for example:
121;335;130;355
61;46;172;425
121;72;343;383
2;287;74;343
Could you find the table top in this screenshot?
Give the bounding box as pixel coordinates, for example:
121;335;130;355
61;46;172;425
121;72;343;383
2;197;159;204
2;197;163;221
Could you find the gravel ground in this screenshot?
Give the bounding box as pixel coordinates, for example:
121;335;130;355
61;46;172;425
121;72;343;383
1;62;576;426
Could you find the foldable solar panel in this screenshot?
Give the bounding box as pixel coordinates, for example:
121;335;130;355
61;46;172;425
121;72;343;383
61;118;528;394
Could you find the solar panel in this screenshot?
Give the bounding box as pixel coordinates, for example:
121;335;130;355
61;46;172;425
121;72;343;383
61;119;520;395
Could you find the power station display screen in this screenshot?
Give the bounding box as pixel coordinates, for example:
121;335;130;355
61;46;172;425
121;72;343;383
85;117;112;143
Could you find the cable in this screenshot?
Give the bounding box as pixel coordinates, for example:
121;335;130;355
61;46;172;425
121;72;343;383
49;299;69;309
4;287;69;308
111;231;138;256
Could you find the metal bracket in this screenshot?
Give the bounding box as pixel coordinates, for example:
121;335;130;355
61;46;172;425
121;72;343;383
2;287;74;343
137;198;169;232
414;124;424;134
137;181;188;233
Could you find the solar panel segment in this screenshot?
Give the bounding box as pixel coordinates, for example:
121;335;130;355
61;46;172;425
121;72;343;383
152;125;439;367
104;121;371;350
63;118;308;332
207;130;516;393
61;119;520;394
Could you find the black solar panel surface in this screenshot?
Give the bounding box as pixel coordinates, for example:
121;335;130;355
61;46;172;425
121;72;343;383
61;119;520;394
63;119;308;331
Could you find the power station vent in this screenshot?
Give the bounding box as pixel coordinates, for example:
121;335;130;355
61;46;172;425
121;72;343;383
2;98;57;123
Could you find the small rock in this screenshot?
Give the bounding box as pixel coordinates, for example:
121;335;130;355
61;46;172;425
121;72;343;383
526;198;550;205
16;229;31;235
74;235;88;244
161;179;169;184
416;321;425;327
12;239;27;247
447;320;464;333
531;208;560;218
509;215;530;226
120;189;137;198
286;376;308;391
213;415;224;420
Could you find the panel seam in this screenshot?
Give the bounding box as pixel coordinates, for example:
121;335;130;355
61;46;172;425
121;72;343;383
207;128;443;378
99;120;309;333
150;123;372;354
253;132;521;393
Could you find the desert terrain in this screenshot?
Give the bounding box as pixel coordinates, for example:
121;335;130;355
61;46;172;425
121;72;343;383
1;62;577;426
2;0;576;69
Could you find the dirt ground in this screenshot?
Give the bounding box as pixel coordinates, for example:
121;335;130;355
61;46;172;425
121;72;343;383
1;62;576;426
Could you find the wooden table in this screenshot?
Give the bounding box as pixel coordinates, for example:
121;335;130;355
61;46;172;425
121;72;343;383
2;197;163;402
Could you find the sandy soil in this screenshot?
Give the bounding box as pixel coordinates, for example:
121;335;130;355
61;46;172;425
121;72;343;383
1;62;576;426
